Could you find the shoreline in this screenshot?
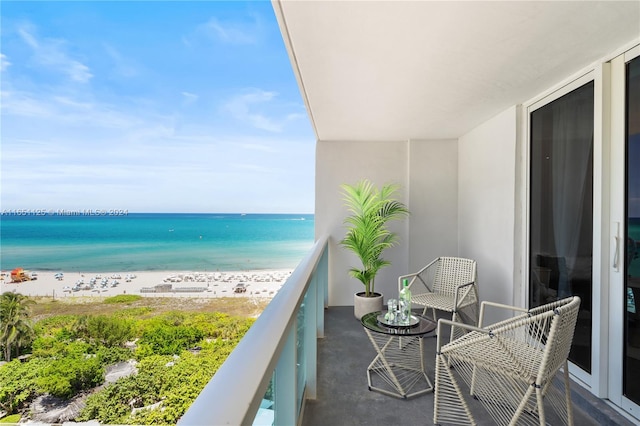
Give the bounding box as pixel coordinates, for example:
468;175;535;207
0;269;292;299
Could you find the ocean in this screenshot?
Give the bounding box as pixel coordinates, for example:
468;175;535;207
0;213;315;272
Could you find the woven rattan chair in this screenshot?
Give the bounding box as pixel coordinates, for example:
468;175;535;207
433;296;581;426
398;257;478;340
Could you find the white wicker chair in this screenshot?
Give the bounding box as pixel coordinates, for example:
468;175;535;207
398;257;478;339
433;296;581;426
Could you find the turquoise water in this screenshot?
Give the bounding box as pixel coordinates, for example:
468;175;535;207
0;213;315;272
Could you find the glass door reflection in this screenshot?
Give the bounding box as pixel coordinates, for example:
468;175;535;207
624;55;640;406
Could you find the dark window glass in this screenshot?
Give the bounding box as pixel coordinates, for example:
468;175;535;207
530;81;594;372
624;55;640;405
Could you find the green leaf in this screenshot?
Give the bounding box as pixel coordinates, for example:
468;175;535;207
339;179;409;296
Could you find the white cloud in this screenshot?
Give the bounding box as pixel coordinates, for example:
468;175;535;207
67;61;92;83
53;96;93;110
1;88;148;130
1;90;56;118
0;53;11;71
181;91;199;105
17;23;93;83
199;17;258;44
17;24;39;48
223;89;282;132
240;143;276;153
103;43;138;78
286;112;307;122
222;89;307;133
232;162;281;173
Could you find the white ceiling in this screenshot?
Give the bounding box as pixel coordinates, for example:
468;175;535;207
274;1;640;141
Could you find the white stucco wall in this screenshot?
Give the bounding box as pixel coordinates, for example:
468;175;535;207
407;140;458;271
315;140;410;306
316;139;460;307
458;106;518;312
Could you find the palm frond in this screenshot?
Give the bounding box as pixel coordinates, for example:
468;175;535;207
339;179;409;296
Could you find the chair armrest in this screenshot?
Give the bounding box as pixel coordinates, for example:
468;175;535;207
454;281;476;290
398;272;419;292
436;318;490;352
398;258;438;292
452;281;476;305
478;301;528;328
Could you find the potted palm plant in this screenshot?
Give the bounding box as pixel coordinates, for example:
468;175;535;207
340;179;409;319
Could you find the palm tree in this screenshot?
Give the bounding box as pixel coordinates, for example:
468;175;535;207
340;179;409;297
0;292;35;361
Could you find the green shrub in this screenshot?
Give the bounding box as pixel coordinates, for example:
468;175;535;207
104;295;142;304
113;307;153;318
96;346;133;365
0;414;21;423
34;315;77;334
85;316;134;347
30;336;57;357
35;342;105;398
37;354;104;398
3;302;257;424
78;374;160;424
137;324;204;356
0;358;47;414
78;355;169;424
32;338;91;359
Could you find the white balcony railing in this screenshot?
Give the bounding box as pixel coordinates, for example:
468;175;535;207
179;236;328;425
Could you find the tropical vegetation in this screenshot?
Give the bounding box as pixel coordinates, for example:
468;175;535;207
0;292;35;362
0;295;258;424
340;179;409;297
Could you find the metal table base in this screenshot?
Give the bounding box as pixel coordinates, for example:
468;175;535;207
361;312;436;399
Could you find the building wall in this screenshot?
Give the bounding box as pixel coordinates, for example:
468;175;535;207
316;139;459;306
458;106;518;315
316;109;517;313
316;140;410;306
407;139;458;271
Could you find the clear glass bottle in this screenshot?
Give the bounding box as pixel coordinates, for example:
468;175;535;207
399;278;412;325
385;298;397;323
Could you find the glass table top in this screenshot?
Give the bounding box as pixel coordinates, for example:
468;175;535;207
361;311;436;336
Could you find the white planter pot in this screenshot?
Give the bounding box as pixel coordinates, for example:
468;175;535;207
354;292;384;320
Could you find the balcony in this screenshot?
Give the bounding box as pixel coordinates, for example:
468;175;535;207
303;306;634;426
180;239;636;425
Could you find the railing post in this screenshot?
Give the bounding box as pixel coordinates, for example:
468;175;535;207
274;322;297;426
306;273;318;400
317;247;328;338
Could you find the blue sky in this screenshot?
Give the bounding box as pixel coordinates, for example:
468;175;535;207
0;1;315;213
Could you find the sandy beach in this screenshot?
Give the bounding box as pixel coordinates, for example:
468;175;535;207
0;269;292;299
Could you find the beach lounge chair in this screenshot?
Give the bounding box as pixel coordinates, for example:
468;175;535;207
433;296;581;426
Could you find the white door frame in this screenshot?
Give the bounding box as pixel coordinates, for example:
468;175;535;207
519;40;640;423
523;70;600;390
607;44;640;421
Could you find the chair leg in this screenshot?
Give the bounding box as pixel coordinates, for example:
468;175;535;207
536;386;546;426
450;312;460;344
434;353;476;425
510;384;536;425
563;361;574;426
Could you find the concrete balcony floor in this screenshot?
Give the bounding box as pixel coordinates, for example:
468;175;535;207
301;306;635;426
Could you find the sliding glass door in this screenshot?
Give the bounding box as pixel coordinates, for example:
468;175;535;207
529;81;594;372
623;54;640;408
